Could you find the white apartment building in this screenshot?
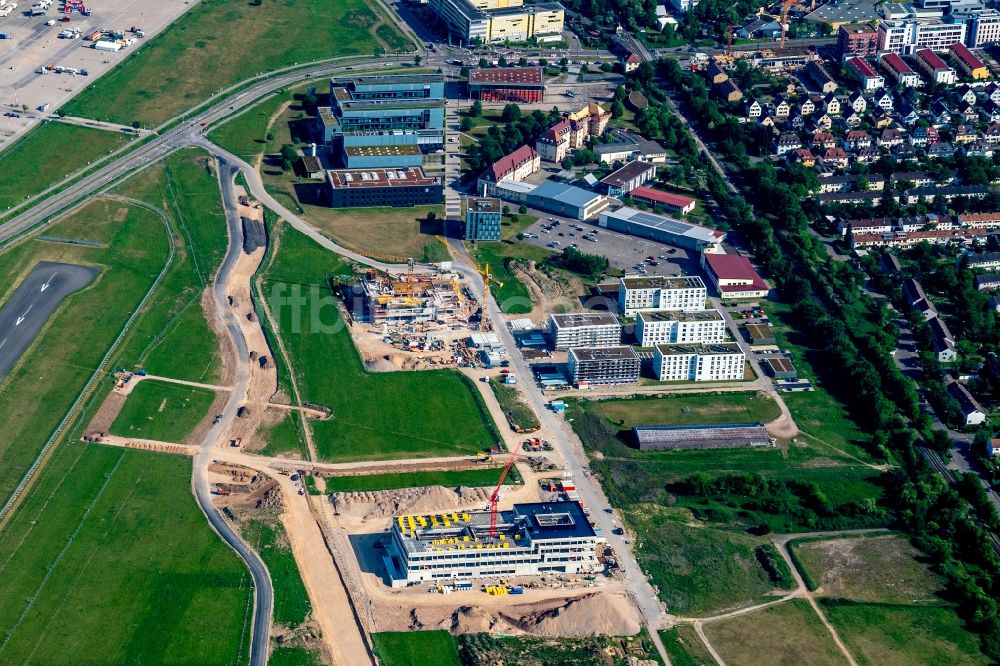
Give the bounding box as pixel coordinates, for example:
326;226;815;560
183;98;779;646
548;312;622;350
877;19;967;54
653;343;746;382
635;309;726;347
969;9;1000;47
618;275;707;316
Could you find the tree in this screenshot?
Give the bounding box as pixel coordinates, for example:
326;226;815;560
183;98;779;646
498;56;508;67
479;57;489;68
580;63;590;75
500;104;522;122
414;55;422;66
502;205;511;215
518;57;528;67
518;204;527;214
460;116;474;131
470;100;483;117
611;99;626;118
561;157;574;170
131;120;141;129
460;66;470;78
279;144;298;172
265;131;274;141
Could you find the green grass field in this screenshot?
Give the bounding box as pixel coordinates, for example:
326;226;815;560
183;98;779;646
794;534;943;604
821;600;988;666
471;244;534;314
0;444;252;663
661;626;715;666
270;646;324;666
0;122;133;215
325;467;513;493
109;149;229;383
581;392;781;428
490;378;541;432
372;631;460;666
110;380;216;443
238;513;312;629
704;599;844;666
261;221;500;461
297;204;449;263
257;410;310;458
208;89;295;161
457;633;664;665
0;199;170;505
627;508;779;615
61;0;410;126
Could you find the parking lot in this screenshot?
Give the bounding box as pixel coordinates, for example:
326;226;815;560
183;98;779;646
518;213;702;278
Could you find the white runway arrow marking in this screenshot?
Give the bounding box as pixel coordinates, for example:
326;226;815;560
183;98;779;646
40;272;56;292
15;304;32;326
0;339;6;350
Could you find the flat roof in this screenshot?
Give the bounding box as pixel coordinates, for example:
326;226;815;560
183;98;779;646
638;309;722;323
465;196;501;213
529;180;605;208
569;346;639;361
603;206;721;245
327;167;439;189
515;501;596;541
338;98;446;112
469;67;544;86
745;322;775;340
332;73;444;87
633;422;768;444
344;144;423;156
551;312;620;328
655;342;742;355
620;274;705;290
600;161;655;187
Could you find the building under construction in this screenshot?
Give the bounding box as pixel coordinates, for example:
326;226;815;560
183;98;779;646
356;270;466;325
383;501;604;587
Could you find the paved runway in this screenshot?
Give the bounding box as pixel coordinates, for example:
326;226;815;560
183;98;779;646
0;261;98;380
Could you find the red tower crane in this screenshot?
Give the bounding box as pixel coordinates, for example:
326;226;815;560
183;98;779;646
727;24;737;58
488;456;517;539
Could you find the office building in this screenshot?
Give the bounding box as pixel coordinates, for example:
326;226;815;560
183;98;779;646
567;346;641;387
526;181;610;221
468;67;545;103
600;161;656;197
548;312;622;350
535;103;612;163
477;145;540;196
652;343;745;381
618;275;707;316
838;24;879;58
701;253;769;299
385;502;604;587
340;144;424;169
917;47;958;83
968;9;1000;47
430;0;564;45
599;207;723;251
592;130;668;164
326;167;443;208
880;52;924;86
464;197;502;240
636;309;726;347
877;19;967;54
316;74;446;161
950;41;990;78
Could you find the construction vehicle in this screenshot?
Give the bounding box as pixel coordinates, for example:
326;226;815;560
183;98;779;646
475;451;493;463
487;455;517;538
475;262;503;332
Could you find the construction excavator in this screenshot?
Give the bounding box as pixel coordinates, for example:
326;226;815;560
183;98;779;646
476;261;504;332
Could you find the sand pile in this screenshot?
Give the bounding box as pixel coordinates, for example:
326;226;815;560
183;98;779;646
332;486;492;521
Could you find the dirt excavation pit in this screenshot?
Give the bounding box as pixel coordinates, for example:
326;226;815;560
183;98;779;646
209;463;282;510
377;589;641;637
511;261;585;324
331;485;494;523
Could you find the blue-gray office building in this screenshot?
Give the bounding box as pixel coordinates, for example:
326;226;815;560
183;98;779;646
464;197;502;240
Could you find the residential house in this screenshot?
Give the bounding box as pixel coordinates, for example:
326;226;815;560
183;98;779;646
966;140;995;158
789;148;816;167
947;381;985;424
985;82;1000;104
744;97;764;119
916;48;957;85
847;91;868;114
856;146;881;163
872;90;894;111
909;125;939;146
950;42;990;80
823;94;842;116
896;102;921;126
845;130;872;149
718;79;744;103
806;61;837;94
812;113;833;130
842;111;864;128
790;114;806;130
879;128;905;148
985;123;1000;143
930;100;953;126
775;133;803;155
847;56;885;90
737;15;783;39
813;131;837;150
623;53;642;73
881;52;923;88
902;278;937;320
927;142;955;157
774;96;791;119
797;97;816;116
821;147;850;168
705;61;728;85
955;125;977;144
956;84;978;106
958;103;979;123
982;101;1000;124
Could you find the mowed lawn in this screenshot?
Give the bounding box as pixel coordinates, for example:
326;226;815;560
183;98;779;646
110;148;229;383
821;601;988;666
261;222;500;461
0;444;252;663
704;599;845;666
60;0;409;126
0;122;132;213
238;514;313;630
208;89;294;161
627;508;779;615
110;380;216;443
583;392;782;428
326;467;513;493
0;200;169;506
300;204;450;264
372;631;460;666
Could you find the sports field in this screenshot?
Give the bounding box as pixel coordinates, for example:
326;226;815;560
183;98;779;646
260;222;501;462
60;0;411;126
110;149;229;384
0;445;252;663
0;199;170;506
110;380;216;443
0;123;133;215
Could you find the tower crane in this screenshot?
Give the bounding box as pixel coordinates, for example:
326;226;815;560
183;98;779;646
475;261;504;332
488;456;517;539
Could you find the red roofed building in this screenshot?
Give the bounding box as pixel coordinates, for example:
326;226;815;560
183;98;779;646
916;48;957;84
847;56;885;90
468;67;545;103
623;53;641;73
881;52;923;87
700;253;770;299
629;186;696;215
476;144;540;195
950;42;990;79
535;102;611;163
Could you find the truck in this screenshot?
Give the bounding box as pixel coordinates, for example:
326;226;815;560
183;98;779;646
549;400;567;413
0;33;9;39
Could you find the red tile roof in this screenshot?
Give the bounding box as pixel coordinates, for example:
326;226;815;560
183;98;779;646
881;52;914;74
487;144;538;182
950;42;986;71
470;67;544;86
917;48;948;71
703;253;768;292
630;186;695;208
848;56;878;78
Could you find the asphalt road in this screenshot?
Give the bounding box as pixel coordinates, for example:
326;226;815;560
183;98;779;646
189;158;273;666
0;260;97;379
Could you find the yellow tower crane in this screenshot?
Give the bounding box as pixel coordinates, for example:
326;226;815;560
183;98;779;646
476;262;503;332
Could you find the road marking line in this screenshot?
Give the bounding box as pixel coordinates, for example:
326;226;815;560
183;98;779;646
15;304;32;325
40;271;57;292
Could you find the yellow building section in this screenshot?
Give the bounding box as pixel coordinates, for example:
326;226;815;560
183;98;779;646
568;102;609;122
472;0;522;10
485;7;564;42
970;66;990;80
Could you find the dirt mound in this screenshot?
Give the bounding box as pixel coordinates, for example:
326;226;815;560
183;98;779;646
393;591;640;637
331;485;492;521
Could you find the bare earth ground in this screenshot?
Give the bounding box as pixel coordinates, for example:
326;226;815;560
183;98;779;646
511;261;585;325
